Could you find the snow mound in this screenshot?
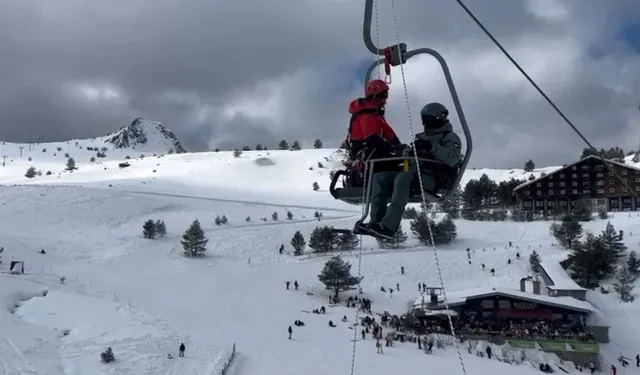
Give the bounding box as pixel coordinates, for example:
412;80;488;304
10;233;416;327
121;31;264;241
254;157;276;166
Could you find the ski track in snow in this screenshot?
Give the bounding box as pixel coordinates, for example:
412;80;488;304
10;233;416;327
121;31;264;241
1;147;640;374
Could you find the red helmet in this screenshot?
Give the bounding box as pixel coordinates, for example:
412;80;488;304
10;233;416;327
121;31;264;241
365;79;389;97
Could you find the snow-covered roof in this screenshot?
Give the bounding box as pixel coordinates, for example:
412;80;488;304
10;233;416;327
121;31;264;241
413;287;594;314
539;257;586;291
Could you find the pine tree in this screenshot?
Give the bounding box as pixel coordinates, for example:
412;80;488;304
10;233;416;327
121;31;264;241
613;266;636;302
337;231;359;250
25;167;37;178
529;250;542;274
410;212;435;245
436;215;457;243
599;221;626;267
278;140;289;150
314;211;322;221
291;140;301;150
142;219;157;239
233;149;242;158
308;226;337;253
313;139;323;149
402;206;418;219
318;255;361;302
524;159;535;172
255;144;263;151
291;231;306;256
572;200;592;221
377;226;408;249
66;157;76;171
215;215;222;225
181;219;209;257
550;214;583;249
221;215;228;224
440;185;462;219
312;182;320;191
627;251;640;276
272;212;278;221
568;233;605;288
155;220;167;237
287;211;293;220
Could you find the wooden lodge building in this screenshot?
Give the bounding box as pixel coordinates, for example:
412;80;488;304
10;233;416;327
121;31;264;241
513;155;640;213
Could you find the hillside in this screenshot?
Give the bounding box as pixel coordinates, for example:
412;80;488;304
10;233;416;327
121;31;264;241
0;133;639;375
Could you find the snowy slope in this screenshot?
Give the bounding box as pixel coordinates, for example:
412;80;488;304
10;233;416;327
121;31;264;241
0;137;639;374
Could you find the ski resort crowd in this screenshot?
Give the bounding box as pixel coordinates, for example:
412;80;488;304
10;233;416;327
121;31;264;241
423;315;596;343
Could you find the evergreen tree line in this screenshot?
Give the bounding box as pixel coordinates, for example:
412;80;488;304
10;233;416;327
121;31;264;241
549;217;639;302
579;147;627;162
220;139;324;153
458;174;525;221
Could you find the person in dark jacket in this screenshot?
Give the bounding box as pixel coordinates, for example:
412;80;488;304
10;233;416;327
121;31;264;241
360;102;462;239
179;342;185;357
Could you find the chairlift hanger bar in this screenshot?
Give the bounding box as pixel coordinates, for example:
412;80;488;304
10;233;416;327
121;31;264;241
361;0;473;201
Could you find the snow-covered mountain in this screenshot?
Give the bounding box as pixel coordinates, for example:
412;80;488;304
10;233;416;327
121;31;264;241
104;117;186;153
0;143;637;375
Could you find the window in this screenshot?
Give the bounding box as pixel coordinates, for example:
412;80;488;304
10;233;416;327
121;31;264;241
623;187;628;192
623;178;628;183
622;170;628;175
583;189;591;194
524;190;530;196
572;166;577;170
482;300;494;309
636;186;640;192
572;181;578;187
561;190;566;195
597;189;605;194
524;201;532;207
536;201;544;207
572;173;578;178
559;173;565;178
547;201;555;206
537;190;542;196
582;165;589;170
536;182;542;187
635;177;640;183
583;181;591;187
597;180;604;185
596;173;604;178
573;189;579;194
582;173;589;178
609;171;614;176
549;190;554;195
548;182;554;187
609;180;615;185
610;188;615;193
560;182;565;187
498;300;511;309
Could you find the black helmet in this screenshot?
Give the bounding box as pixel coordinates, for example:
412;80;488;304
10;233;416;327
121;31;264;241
420;102;449;129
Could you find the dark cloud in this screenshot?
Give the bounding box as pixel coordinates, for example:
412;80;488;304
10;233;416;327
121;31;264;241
1;0;640;167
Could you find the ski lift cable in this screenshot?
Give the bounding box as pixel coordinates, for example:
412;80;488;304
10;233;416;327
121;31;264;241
348;4;381;374
453;0;640;200
388;1;469;375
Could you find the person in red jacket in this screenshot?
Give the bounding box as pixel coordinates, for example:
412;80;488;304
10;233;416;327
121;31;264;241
345;79;401;161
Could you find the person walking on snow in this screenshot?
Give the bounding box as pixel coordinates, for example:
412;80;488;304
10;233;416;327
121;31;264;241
179;343;185;357
288;325;293;339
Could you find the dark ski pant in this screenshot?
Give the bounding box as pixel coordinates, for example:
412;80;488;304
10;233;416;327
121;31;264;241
369;168;436;231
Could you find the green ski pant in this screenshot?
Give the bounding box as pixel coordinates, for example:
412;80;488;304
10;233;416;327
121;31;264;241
369;170;436;232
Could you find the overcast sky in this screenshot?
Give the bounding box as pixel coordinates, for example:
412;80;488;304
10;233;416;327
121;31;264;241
1;0;640;168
